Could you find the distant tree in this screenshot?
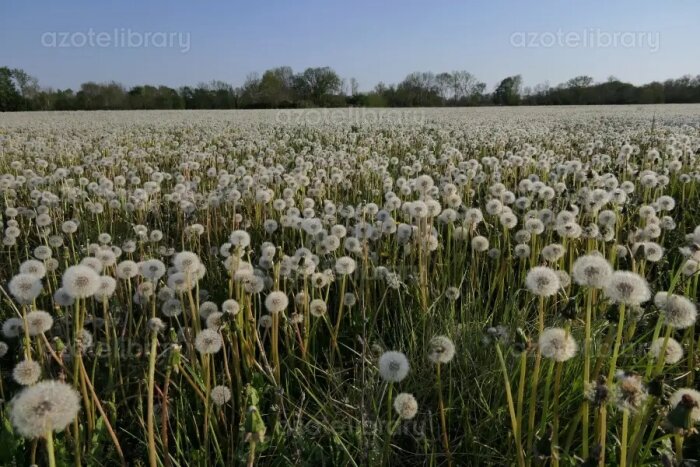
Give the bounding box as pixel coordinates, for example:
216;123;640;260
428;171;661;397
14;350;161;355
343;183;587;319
566;75;594;88
350;78;359;96
259;67;295;107
436;72;453;101
493;75;522;105
3;64;700;110
10;68;40;107
238;72;262;108
0;67;24;111
294;67;342;105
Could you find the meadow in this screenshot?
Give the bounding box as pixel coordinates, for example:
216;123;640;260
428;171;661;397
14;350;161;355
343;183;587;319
1;105;699;466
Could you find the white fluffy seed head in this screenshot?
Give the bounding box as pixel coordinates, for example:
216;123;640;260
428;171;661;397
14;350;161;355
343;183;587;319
572;254;612;289
173;251;201;274
603;271;651;306
471;235;490;252
654;292;697;329
264;291;289;314
649;337;683;365
10;380;81;438
25;310;53;336
668;388;700;424
94;276;117;302
148;317;166;334
206;312;224;330
62;265;101;299
428;335;455;364
139;259;166;281
525;266;561;297
161;299;183;317
210;385;232;406
614;373;647;412
334;256;357;276
19;260;47;279
13;359;42;386
194;329;223;354
393;393;419;420
378;351;410;382
9;274;43;304
309;298;327;317
222;299;240;315
116;260;139;279
3;317;24;338
538;328;577;362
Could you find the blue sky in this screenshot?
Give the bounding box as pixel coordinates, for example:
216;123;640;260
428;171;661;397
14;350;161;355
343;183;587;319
1;0;698;91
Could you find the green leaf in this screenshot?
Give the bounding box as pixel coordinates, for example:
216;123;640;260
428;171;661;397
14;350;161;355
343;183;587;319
0;414;24;463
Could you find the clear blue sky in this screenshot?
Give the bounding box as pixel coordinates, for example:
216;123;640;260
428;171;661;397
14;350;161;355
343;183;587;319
1;0;698;91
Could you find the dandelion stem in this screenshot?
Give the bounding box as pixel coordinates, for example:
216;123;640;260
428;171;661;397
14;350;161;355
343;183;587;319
147;331;158;467
526;296;545;458
620;409;629;467
607;303;626;383
45;431;56;467
436;363;452;467
582;288;593;459
495;343;525;467
551;361;563;466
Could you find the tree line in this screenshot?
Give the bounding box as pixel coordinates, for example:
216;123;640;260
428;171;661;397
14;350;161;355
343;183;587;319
2;65;700;111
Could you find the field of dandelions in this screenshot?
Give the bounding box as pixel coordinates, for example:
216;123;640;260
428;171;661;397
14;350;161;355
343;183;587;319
1;106;700;466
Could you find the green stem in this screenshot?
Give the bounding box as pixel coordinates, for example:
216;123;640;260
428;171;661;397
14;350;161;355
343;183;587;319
147;332;158;467
582;288;593;459
437;364;453;467
607;303;626;383
552;361;563;466
496;344;525;467
46;431;56;467
620;409;629;467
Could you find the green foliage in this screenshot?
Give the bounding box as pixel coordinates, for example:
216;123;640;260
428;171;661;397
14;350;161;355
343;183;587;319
3;65;700;111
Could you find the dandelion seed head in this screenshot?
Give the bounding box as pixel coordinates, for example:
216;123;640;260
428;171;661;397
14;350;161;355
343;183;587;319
62;265;101;299
654;292;697;329
471;235;489;252
161;299;183;317
309;298;327;317
378;351;410;382
19;260;47;280
25;310;53;336
604;271;651;306
210;385;232;406
525;266;560;297
393;393;418;420
538;328;577;362
264;291;289;314
668;388;700;425
334;256;357;276
173;251;201;274
649;337;683;365
206;312;224;330
13;359;42;386
194;329;223;354
572;254;613;289
428;335;455;364
9;273;43;304
198;301;218;320
139;259;166;281
222;299;240;315
10;380;80;438
613;373;647;412
148;317;166;334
